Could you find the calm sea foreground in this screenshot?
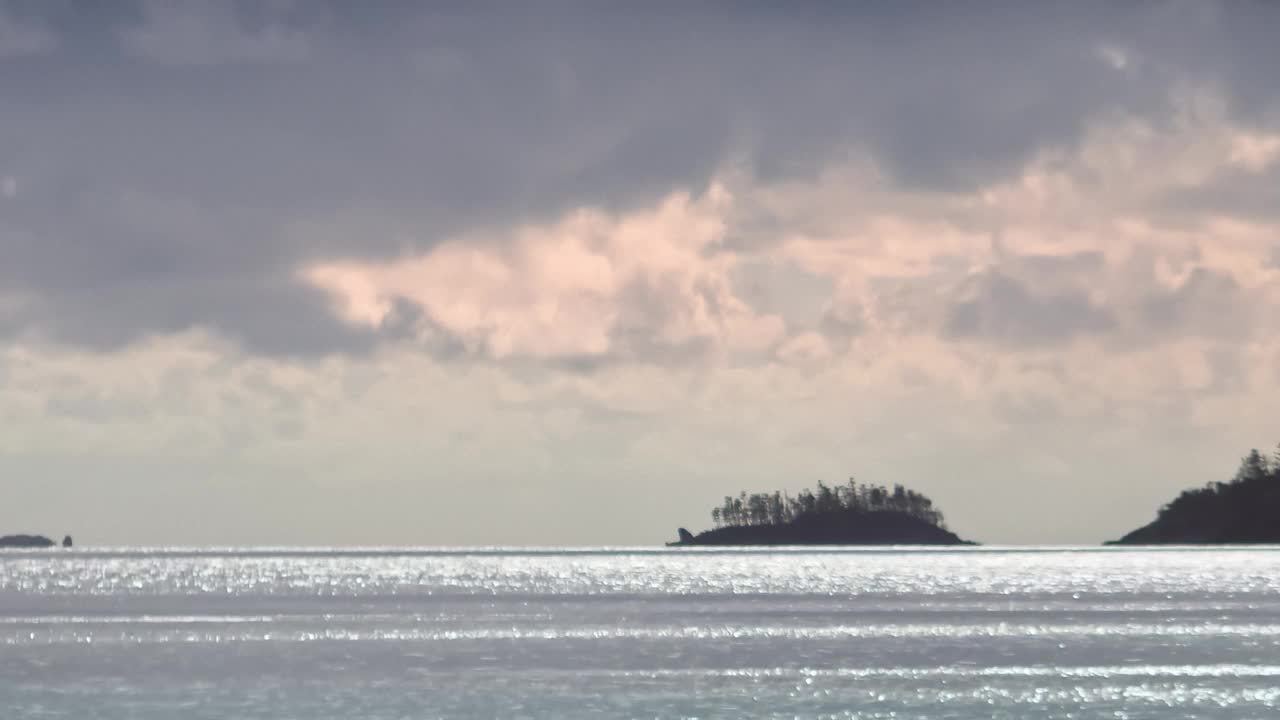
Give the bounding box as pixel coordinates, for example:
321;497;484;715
2;546;1278;718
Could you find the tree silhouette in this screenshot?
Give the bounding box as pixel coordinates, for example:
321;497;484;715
709;478;948;530
1118;443;1280;543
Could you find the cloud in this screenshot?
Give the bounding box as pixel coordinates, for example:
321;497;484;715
5;3;1280;545
1140;266;1253;340
0;1;1277;359
306;184;787;364
0;4;54;56
943;270;1115;345
118;0;309;65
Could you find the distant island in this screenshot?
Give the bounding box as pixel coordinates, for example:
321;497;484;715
671;479;972;545
0;534;72;549
1110;446;1280;544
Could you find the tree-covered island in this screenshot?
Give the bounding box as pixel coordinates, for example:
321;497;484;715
671;479;972;545
0;534;72;549
1110;445;1280;544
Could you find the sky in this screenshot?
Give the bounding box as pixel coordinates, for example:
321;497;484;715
2;0;1280;546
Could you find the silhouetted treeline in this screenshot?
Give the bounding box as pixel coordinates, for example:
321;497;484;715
1114;444;1280;544
710;479;946;530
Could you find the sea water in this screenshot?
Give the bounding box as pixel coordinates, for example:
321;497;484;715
1;546;1278;719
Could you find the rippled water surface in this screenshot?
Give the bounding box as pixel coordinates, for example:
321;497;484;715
2;546;1279;718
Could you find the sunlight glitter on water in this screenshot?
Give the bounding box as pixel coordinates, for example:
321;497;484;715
2;546;1279;718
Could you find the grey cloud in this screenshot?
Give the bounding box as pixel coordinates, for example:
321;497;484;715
379;298;474;363
1014;251;1107;278
819;303;866;347
869;242;1274;351
1176;2;1280;121
0;3;54;56
1140;266;1252;340
119;0;310;66
606;274;721;366
943;270;1115;345
1;1;1278;355
11;270;377;357
1203;346;1246;393
991;387;1065;426
44;384;155;422
0;186;376;356
1159;165;1280;223
734;261;833;330
936;254;1267;349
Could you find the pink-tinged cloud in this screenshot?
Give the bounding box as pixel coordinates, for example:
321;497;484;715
306;185;786;362
304;106;1280;369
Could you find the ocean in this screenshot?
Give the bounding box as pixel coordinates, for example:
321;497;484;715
2;546;1278;718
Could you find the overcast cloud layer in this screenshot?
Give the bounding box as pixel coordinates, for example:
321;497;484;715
3;0;1280;545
